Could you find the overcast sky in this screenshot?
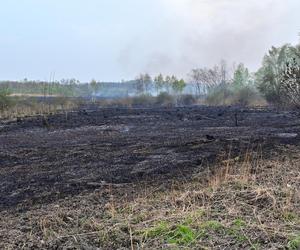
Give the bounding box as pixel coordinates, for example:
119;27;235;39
0;0;299;82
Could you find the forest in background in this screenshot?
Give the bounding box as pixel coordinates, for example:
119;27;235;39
0;41;300;114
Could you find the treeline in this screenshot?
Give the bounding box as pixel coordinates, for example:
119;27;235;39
187;41;300;107
0;79;104;97
134;74;186;95
0;76;189;98
1;40;300;108
0;79;80;97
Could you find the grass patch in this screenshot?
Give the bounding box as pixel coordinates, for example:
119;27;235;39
168;225;196;245
143;222;197;246
282;212;299;223
287;235;300;250
201;220;224;232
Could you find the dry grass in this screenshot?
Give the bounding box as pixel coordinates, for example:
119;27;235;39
0;96;80;119
93;94;199;108
1;146;299;249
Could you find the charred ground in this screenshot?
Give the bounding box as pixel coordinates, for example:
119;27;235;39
0;106;300;249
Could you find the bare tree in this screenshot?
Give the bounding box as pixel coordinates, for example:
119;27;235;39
135;73;152;95
189;60;232;96
143;73;152;93
135;74;145;95
280;58;300;107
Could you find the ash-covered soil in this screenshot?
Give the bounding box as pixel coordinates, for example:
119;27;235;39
1;106;300;212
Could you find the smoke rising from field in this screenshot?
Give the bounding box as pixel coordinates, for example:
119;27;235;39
118;0;300;79
0;0;299;81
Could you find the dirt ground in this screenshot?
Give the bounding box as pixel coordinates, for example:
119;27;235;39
0;106;300;249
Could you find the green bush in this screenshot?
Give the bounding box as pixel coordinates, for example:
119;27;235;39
255;44;300;106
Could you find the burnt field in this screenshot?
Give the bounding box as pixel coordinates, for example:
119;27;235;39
1;106;300;249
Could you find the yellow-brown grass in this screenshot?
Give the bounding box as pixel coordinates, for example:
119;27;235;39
1;145;299;249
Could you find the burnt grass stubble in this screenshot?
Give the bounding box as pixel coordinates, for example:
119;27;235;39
0;105;299;248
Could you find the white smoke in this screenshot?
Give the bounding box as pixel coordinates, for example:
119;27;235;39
119;0;299;79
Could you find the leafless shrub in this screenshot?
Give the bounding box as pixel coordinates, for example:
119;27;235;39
280;58;300;108
155;92;175;107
